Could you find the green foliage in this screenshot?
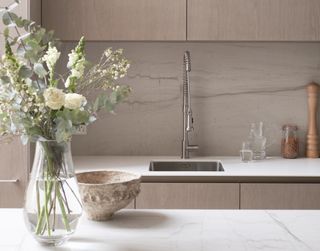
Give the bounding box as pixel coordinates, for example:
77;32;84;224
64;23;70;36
93;85;131;113
55;117;73;143
33;63;47;78
2;10;57;66
18;65;33;78
56;109;90;126
54;109;90;142
0;2;131;144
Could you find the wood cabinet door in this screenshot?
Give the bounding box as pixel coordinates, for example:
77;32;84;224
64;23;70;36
188;0;320;41
0;137;29;207
241;183;320;209
136;183;239;209
0;2;29;208
42;0;186;41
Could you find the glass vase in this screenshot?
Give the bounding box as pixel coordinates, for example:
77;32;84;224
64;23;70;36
24;140;82;246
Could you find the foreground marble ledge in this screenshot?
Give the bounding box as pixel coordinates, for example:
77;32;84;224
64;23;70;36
1;209;320;251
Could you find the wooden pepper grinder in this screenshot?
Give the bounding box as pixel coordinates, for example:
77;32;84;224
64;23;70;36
306;82;319;158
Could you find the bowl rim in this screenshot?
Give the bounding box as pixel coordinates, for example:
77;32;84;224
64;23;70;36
76;170;141;186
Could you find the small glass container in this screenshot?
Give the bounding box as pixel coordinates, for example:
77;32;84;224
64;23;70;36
240;141;253;163
281;124;299;159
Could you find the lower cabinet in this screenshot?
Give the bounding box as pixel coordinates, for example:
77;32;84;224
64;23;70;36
136;183;240;209
241;183;320;209
0;182;27;207
135;182;320;210
0;137;29;207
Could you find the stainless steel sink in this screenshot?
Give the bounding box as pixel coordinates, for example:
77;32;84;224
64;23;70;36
149;161;224;172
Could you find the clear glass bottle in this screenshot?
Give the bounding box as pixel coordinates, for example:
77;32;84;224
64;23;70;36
240;141;253;162
248;122;267;160
24;140;82;246
281;125;299;159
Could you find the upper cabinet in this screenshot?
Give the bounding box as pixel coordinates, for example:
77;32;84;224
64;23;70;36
187;0;320;41
42;0;320;41
42;0;186;41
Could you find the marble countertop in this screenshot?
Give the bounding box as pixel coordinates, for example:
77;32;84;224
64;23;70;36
74;156;320;182
2;209;320;251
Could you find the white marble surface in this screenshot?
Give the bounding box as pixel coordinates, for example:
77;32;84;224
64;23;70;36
56;42;320;156
74;156;320;180
2;209;320;251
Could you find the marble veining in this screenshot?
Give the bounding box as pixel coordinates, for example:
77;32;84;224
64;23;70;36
265;211;313;250
56;42;320;156
2;209;320;251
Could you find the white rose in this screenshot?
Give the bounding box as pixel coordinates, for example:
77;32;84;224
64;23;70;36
43;87;65;110
64;93;87;110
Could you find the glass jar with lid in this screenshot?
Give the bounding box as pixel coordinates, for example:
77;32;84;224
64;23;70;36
281;124;299;159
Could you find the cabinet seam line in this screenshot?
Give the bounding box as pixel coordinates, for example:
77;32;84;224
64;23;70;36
186;0;188;40
239;183;241;209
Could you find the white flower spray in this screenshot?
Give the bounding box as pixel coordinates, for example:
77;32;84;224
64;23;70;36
42;43;61;86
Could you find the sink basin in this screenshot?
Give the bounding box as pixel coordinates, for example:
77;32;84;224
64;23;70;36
149;160;224;172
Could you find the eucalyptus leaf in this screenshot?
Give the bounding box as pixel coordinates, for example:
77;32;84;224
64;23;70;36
110;91;118;104
56;109;90;126
3;28;9;38
55;117;73;143
2;12;18;26
0;76;10;84
16;44;26;57
14;16;24;28
92;93;117;113
33;63;47;78
18;65;33;78
2;12;12;26
9;37;18;46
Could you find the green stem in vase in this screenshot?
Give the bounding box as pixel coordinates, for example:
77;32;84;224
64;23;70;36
44;180;51;236
34;142;75;236
52;184;57;232
35;180;54;235
35;205;45;235
36;181;40;218
56;182;71;232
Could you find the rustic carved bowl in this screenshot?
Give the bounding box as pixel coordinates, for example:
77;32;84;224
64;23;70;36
76;170;141;221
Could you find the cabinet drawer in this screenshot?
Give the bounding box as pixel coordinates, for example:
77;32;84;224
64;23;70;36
0;181;26;208
42;0;186;41
188;0;320;41
0;137;29;207
241;183;320;209
136;183;239;209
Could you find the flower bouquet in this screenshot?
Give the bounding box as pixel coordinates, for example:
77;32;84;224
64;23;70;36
0;1;131;245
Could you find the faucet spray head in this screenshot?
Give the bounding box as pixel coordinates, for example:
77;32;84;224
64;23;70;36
184;51;191;72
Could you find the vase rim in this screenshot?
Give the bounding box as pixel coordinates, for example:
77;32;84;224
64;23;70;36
36;138;71;143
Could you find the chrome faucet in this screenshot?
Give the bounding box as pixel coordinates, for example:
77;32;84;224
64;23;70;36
182;51;198;159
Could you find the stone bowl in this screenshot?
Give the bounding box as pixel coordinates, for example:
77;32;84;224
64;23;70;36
76;170;141;221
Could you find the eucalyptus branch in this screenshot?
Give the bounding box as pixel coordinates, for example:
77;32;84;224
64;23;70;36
6;11;42;89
